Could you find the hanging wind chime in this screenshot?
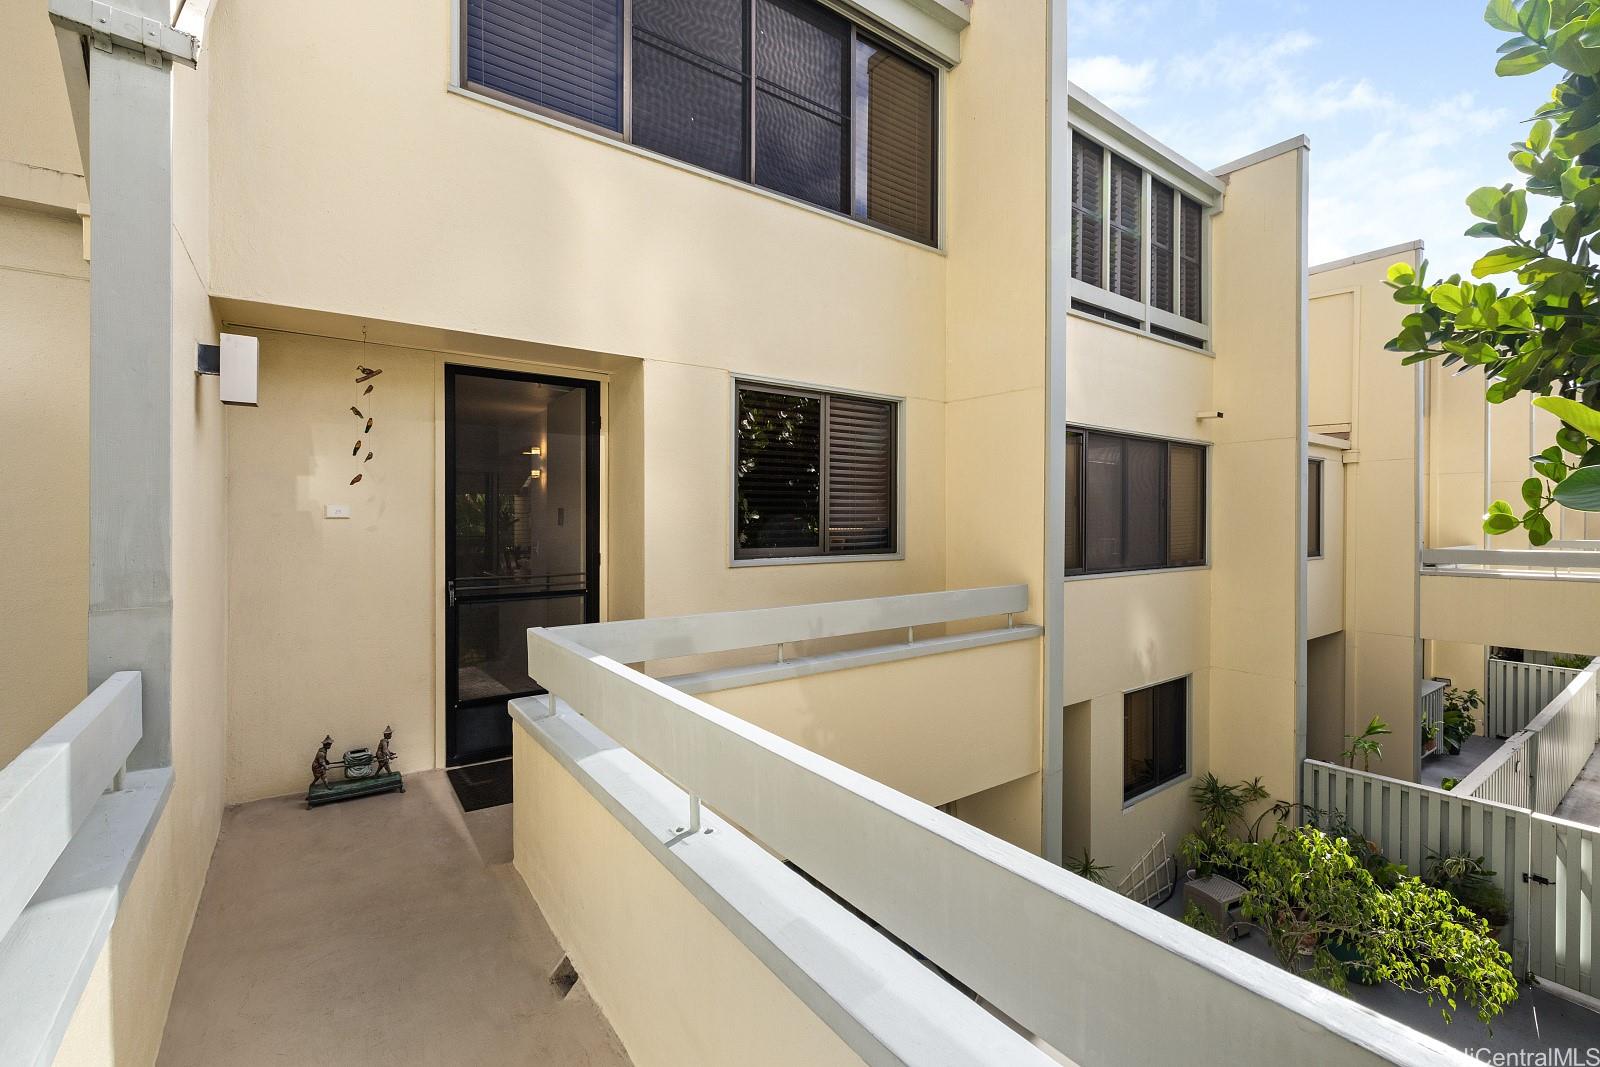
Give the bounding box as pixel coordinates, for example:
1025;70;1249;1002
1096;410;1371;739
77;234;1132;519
348;335;382;485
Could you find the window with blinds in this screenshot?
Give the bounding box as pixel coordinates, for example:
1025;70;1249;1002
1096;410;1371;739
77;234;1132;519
1108;155;1142;302
1307;458;1324;558
1150;179;1175;313
464;0;624;132
465;0;937;245
1066;428;1206;575
1071;135;1104;284
1125;677;1187;801
736;383;896;560
1181;196;1204;323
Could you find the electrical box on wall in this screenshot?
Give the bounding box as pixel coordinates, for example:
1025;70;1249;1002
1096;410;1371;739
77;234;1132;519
220;333;259;405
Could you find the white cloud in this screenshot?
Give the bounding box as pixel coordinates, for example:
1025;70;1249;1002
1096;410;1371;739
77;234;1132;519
1072;55;1157;110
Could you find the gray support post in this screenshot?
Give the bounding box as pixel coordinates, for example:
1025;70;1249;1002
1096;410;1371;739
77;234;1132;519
82;0;176;771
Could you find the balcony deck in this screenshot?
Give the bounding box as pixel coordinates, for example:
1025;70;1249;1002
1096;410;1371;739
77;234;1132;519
155;771;629;1066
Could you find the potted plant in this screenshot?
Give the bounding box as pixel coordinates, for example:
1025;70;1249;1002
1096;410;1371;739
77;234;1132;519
1340;716;1391;771
1420;716;1441;757
1441;687;1482;756
1424;851;1512;940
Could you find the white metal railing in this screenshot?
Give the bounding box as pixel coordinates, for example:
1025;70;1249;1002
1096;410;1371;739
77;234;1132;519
1487;658;1581;738
1422;540;1600;581
523;589;1461;1066
1418;679;1446;752
0;672;173;1067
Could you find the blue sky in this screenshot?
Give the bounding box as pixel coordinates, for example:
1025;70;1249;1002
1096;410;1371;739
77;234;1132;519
1068;0;1561;272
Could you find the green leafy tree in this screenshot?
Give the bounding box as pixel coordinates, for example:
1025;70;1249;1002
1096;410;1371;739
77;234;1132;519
1386;0;1600;542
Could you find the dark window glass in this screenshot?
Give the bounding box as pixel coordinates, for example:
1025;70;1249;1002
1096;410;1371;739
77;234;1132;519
855;40;935;243
1108;155;1142;301
753;0;848;211
1071;135;1104;284
465;0;624;131
736;388;822;554
736;385;896;559
1067;430;1207;574
1150;179;1175;313
1125;677;1187;801
1181;195;1204;322
1308;458;1324;558
631;0;748;178
1064;430;1083;571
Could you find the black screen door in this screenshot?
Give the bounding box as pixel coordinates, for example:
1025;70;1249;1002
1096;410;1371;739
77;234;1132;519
445;366;600;766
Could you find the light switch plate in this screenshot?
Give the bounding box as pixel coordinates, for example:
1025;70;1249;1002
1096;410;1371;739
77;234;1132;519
325;504;351;519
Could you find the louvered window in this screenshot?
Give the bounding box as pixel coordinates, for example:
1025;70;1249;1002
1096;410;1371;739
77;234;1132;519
1108;155;1142;301
464;0;624;132
1067;428;1206;575
1180;196;1204;323
1125;677;1187;801
1150;179;1175;313
1071;135;1104;284
736;384;896;559
465;0;937;245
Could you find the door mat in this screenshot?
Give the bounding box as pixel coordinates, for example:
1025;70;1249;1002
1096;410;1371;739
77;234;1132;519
446;758;513;812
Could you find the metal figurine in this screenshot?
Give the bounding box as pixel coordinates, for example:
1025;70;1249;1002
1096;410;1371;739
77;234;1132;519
374;726;397;775
310;735;333;789
305;729;404;808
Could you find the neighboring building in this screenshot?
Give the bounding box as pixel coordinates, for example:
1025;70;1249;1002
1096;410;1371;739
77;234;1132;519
1;2;1485;1066
1307;244;1600;782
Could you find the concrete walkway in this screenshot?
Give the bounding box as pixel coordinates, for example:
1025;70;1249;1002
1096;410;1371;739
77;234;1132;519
1553;744;1600;826
157;771;629;1066
1421;735;1501;789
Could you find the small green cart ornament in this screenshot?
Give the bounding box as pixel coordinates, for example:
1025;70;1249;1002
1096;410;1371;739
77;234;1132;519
307;726;403;808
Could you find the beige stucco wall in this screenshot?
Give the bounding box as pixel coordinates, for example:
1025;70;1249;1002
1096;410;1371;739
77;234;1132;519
1309;249;1421;780
704;639;1041;809
54;48;229;1067
0;0;89;767
512;729;867;1067
1422;574;1600;658
940;0;1052;853
1207;146;1308;803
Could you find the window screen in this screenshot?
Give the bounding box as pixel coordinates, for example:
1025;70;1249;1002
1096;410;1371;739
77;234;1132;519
1308;458;1324;558
1180;195;1204;323
1125;677;1187;801
1150;180;1175;313
856;40;935;243
1108;155;1142;301
736;384;896;559
465;0;624;131
754;0;849;211
1068;430;1207;575
1071;136;1104;284
631;0;748;179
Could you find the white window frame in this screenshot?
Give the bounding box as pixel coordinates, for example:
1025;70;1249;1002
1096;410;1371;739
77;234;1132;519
1067;96;1221;349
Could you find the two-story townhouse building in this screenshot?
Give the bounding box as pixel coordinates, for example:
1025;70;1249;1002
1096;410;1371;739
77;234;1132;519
0;2;1467;1065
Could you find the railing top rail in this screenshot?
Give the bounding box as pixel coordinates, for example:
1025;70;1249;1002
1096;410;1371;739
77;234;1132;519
1420;678;1447;697
555;584;1029;664
1452;734;1529;797
1423;544;1600;570
0;672;141;945
525;634;1462;1065
1520;660;1600;737
1303;758;1530;816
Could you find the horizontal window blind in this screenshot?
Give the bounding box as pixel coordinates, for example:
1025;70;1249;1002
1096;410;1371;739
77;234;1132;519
859;42;935;243
1068;429;1207;575
1150;179;1175;313
465;0;624;131
1167;443;1205;566
826;395;895;553
1108;155;1142;301
1071;136;1104;283
1180;196;1204;323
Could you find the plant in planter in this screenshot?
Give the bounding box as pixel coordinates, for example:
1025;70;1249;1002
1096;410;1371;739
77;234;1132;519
1424;851;1512;936
1340;716;1392;771
1441;776;1461;792
1551;652;1593;670
1182;774;1292;881
1214;826;1516;1023
1441;688;1482;756
1421;715;1441;757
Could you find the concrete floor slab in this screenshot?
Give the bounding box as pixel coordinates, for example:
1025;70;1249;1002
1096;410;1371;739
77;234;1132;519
156;771;630;1067
1553;744;1600;827
1421;735;1500;789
